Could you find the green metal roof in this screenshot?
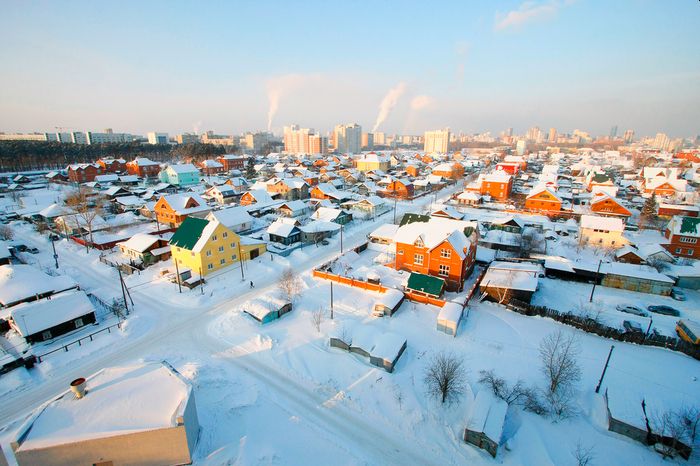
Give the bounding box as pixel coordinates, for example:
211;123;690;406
399;213;430;226
680;216;700;235
169;216;209;250
591;173;611;183
406;272;445;297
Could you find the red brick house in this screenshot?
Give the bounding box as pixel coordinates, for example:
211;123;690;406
590;193;631;218
217;154;246;171
663;216;700;259
67;163;103;183
525;186;562;212
495;162;520;175
381;179;414;200
478;171;512;201
393;218;477;291
658;203;699;218
97;158;127;173
126;157;160;177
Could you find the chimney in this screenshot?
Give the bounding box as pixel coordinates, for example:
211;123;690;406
70;377;87;399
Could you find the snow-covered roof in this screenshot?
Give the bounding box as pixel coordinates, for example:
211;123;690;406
371;333;407;362
115;195;146;207
0;265;78;307
159;193;209;215
580;214;624;232
267;218;299;238
369;223;399;240
130;157;159;166
240;294;290;320
206;206;253;229
437;302;463;323
118;233;161;253
38;203;68;219
166;163;199;174
482;261;540;291
312;207;347;223
16;362;191;451
394;217;474;259
466;390;507;442
10;290;94;336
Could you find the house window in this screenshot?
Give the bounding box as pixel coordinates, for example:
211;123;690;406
223;231;228;238
440;249;451;259
231;242;236;248
232;254;237;261
212;235;218;241
75;318;84;329
42;330;52;340
398;250;404;255
414;254;424;265
680;237;697;244
676;248;682;254
439;264;450;277
191;252;195;257
207;263;213;270
218;246;224;252
206;250;212;256
220;258;226;265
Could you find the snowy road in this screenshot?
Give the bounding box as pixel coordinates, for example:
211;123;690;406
1;184;463;464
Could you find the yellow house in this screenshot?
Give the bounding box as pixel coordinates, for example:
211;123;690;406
169;216;266;276
355;153;390;172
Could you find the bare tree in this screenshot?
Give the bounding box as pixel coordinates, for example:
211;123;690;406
645;256;670;273
485;271;514;305
478;369;544;414
0;224;13;240
540;330;581;417
572;440;595;466
64;187;103;252
310;307;323;332
651;406;700;459
424;351;467;404
278;267;302;303
393;384;404;411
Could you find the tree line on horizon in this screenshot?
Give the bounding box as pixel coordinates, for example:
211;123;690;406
0;141;240;172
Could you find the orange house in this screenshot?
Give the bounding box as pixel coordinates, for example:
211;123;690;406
394;220;477;291
313;159;328;168
590;193;631;218
525;186;562;212
126;158;160;177
432;162;465;180
97;158;126;173
382;179;414;199
67;163;102;183
154;194;210;228
479;172;512;201
406;165;420;177
495;162;520;175
644;179;686;197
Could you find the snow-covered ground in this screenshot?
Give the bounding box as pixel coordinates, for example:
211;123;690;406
1;181;699;465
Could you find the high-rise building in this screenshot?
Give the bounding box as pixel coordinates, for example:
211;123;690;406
526;126;542;142
548;127;557;143
333;123;362;154
362;132;374;150
423;128;451;153
243;132;272;153
653;132;670;151
609;125;618;139
147;132;169;144
283;125;326;154
623;129;635;143
507;127;513;137
516;139;527;156
374;132;386;145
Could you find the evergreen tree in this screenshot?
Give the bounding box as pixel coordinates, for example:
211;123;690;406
640;193;658;229
245;157;256;180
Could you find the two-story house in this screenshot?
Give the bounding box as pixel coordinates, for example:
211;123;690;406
663;216;700;259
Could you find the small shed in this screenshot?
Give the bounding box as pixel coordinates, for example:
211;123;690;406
437;302;463;336
372;288;405;317
242;295;292;324
329;325;407;373
464;390;508;458
369;333;407;373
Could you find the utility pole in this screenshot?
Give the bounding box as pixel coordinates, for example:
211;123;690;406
199;267;204;295
237;240;245;281
595;345;615;394
340;224;343;254
118;269;129;315
51;236;59;269
173;259;182;293
330;281;334;320
644;317;653;340
589;259;603;303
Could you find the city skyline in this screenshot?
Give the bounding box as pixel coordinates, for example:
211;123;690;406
1;1;699;137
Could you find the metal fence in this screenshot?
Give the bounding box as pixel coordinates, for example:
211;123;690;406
505;299;700;360
36;322;123;362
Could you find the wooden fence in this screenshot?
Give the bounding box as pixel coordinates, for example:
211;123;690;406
506;299;700;360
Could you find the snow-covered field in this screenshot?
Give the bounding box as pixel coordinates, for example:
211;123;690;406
1;183;699;465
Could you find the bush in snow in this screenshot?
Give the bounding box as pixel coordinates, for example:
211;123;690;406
0;224;13;240
424;351;467;404
572;440;595;466
278;267;302;303
310;307;323;332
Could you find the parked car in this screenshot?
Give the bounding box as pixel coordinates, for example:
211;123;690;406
623;320;643;334
615;305;648;317
671;288;686;301
647;305;680;317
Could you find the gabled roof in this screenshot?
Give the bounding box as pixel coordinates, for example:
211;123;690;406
667;216;700;237
526;185;562;201
206;206;253;229
166;163;199;174
169;216;209;250
10;290;95;337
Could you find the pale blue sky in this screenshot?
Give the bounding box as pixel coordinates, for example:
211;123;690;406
1;0;699;137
